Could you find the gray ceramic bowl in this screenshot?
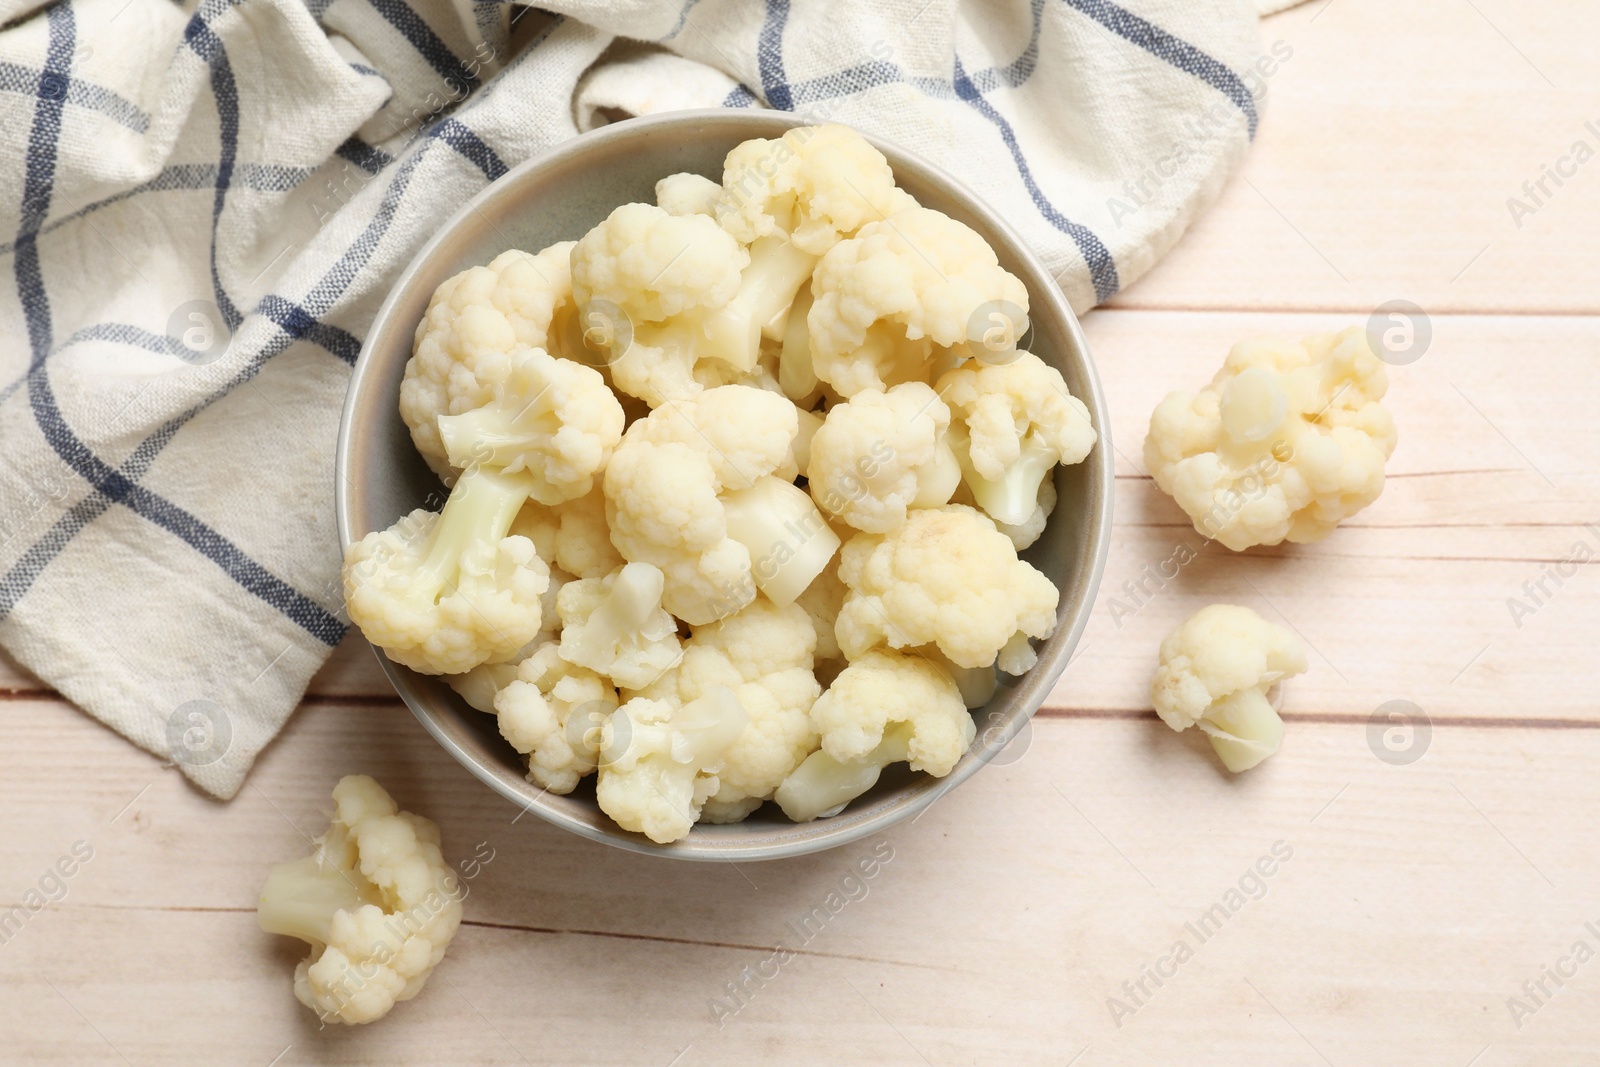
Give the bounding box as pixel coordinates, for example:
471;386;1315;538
336;109;1113;860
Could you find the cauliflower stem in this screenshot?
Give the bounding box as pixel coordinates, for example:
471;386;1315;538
701;236;820;372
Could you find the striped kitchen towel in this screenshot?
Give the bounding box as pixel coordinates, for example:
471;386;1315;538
0;0;1278;798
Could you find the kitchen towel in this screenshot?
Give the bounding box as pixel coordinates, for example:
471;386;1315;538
0;0;1277;798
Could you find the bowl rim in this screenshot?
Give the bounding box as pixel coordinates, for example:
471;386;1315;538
335;107;1115;861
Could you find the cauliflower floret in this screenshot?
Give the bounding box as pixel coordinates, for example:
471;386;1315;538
775;649;973;822
716;124;916;255
656;171;722;217
512;487;624;580
808;208;1030;397
939;351;1095;527
704;124;918;375
835;504;1058;670
597;688;749;843
257;775;462;1025
437;346;624;505
570;202;749;407
494;643;620;792
1151;604;1309;772
1144;328;1397;551
635;598;821;823
400;242;581;476
557;562;683;690
957;474;1057;552
604;385;837;622
806;382;961;533
343;467;549;675
795;556;846;665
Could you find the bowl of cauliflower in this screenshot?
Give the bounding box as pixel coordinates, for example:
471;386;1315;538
336;110;1114;859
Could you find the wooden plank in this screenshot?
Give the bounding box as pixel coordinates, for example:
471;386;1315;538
0;696;1596;1064
1109;2;1600;314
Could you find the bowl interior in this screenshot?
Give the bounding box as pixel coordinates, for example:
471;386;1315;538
337;110;1114;860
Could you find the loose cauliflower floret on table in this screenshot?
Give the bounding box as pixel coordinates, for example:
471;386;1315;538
806;381;961;533
604;385;837;623
437;345;624;505
635;597;822;824
343;466;549;675
571;202;749;407
835;504;1059;671
257;775;462;1025
1144;327;1397;551
494;642;620;793
1151;604;1309;772
939;350;1096;527
808;207;1030;397
557;562;683;690
400;242;581;477
597;687;749;843
775;649;973;822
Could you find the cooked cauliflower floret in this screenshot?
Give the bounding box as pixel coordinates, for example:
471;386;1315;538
557;562;683;690
495;643;620;792
635;598;821;823
257;775;462;1025
835;504;1058;670
511;486;624;580
716;124;916;255
570;202;749;407
1151;604;1309;772
656;171;722;217
775;649;973;822
343;467;549;675
604;385;837;623
939;350;1095;527
437;345;624;505
1144;328;1397;551
597;688;749;843
806;382;961;533
808;208;1030;397
795;556;846;665
400;243;581;477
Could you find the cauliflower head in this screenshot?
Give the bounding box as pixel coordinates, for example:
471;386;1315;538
343;467;549;675
1151;604;1309;772
1144;328;1397;551
604;385;835;623
557;562;683;690
494;642;620;792
635;598;821;823
716;124;916;255
400;242;579;477
596;688;749;843
835;504;1058;670
806;381;961;533
939;351;1095;527
808;208;1030;397
257;775;462;1025
775;649;973;822
437;345;624;505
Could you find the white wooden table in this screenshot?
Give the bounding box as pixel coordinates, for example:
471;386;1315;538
5;2;1598;1063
